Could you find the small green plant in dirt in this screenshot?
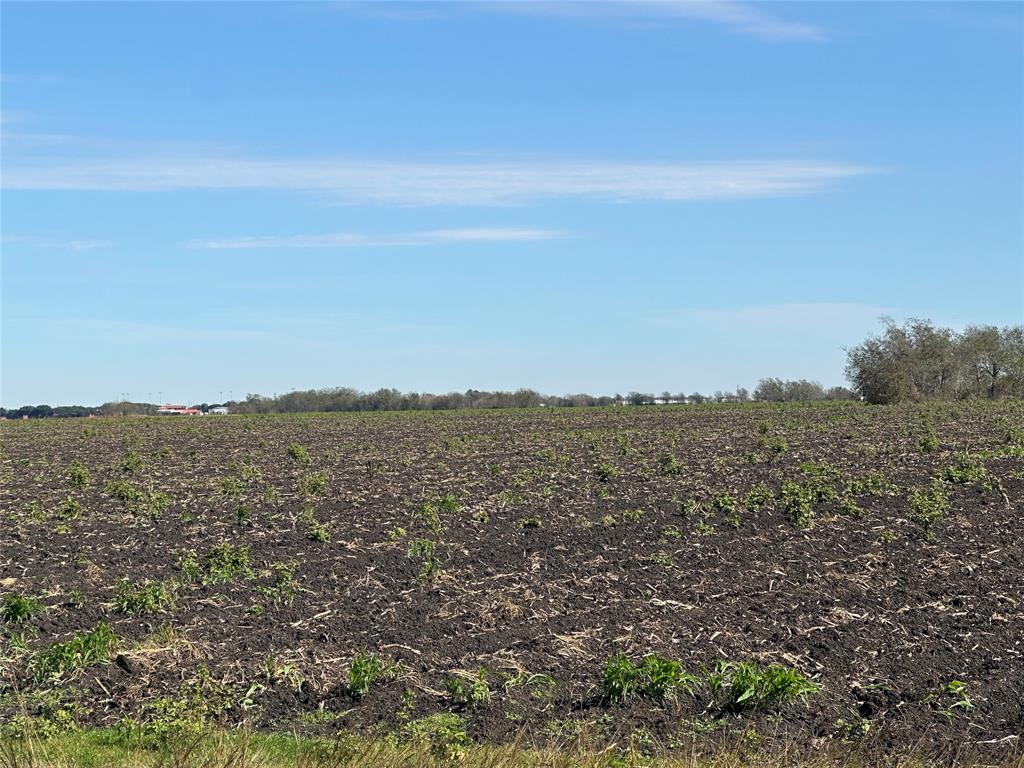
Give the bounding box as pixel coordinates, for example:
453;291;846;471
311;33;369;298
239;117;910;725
602;653;642;704
661;524;682;540
104;479;146;507
287;442;311;466
758;435;788;455
640;654;698;702
181;543;253;585
918;422;940;453
446;667;492;708
928;679;974;722
621;508;644;522
68;460;91;489
839;495;866;518
781;480;815;529
908;480;949;538
218;475;244;500
258;562;300;607
743;482;773;511
31;622;117;683
1;592;43;623
602;653;697;704
594;462;620;482
658;454;683;475
55;495;82;521
120;450;144;474
346;650;399;699
299;506;331;542
835;716;872;741
114;579;174;615
262;653;305;690
406;538;438;583
414;492;460;533
519;514;543;528
712;493;740;528
297;470;329;497
704;660;819;712
847;470;899;497
942;452;988;486
400;713;470;760
502;671;558;700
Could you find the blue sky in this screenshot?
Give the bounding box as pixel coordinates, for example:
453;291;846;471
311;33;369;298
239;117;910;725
2;1;1021;406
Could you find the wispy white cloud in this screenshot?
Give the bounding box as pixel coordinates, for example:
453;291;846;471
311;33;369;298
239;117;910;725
640;1;825;42
2;235;113;251
185;227;570;249
338;1;826;42
4;155;874;206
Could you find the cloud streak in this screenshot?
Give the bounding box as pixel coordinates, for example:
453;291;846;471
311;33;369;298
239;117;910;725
4;156;874;206
340;1;826;42
186;227;570;250
2;235;113;251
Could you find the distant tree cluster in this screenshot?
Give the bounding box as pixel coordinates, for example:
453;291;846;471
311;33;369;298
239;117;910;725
232;387;613;414
752;379;855;403
845;319;1024;404
0;404;96;419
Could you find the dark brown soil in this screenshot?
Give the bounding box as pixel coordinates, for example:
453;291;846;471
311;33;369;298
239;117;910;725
1;402;1022;759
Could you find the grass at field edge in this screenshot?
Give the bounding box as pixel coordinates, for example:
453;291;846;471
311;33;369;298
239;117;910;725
1;728;1021;768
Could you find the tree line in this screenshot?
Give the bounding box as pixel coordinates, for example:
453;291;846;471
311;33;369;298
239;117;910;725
3;319;1021;418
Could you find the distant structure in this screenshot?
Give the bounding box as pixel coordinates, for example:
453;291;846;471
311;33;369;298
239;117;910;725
208;406;229;415
156;404;202;416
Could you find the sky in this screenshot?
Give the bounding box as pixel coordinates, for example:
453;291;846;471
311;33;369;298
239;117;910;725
1;1;1022;406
